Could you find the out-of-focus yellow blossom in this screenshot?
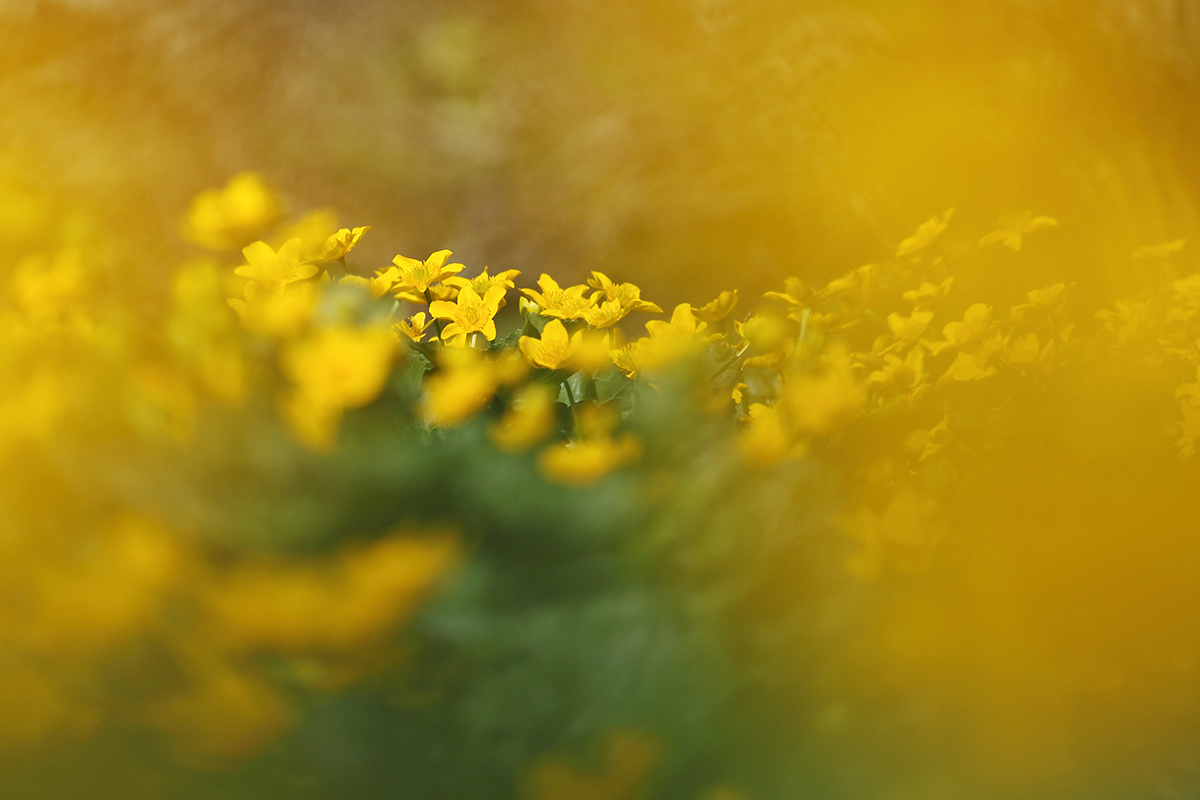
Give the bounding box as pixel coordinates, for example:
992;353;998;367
538;434;640;486
389;249;465;295
420;347;499;427
396;311;434;343
735;314;789;354
901;277;954;307
695;290;738;322
941;348;998;382
763;277;815;308
906;415;950;462
316;225;371;264
206;533;459;653
235;238;317;296
339;271;396;300
491;383;557;452
978;211;1058;251
10;250;88;323
445;267;521;305
229;281;317;339
647;303;706;340
844;488;945;580
521;274;598;320
780;356;865;436
276;209;340;262
1003;332;1043;365
896;208;953;258
571;329;615;374
738;403;799;465
587;272;663;314
926;303;993;353
520;319;573;370
283;325;396;411
528;730;662;800
886;309;933;344
869;347;926;398
139;654;294;763
429;284;506;346
183;172;282;251
1095;300;1147;345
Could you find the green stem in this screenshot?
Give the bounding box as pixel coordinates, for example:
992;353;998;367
562;374;582;434
424;289;446;340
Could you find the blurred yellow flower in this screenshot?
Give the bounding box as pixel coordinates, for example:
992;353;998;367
901;277;954;307
491;383;557;452
421;347;498;426
763;277;815;308
445;267;521;302
979;212;1058;251
283;325;395;411
538;435;640;486
695;290;738;322
183;172;282;251
235;238;317;296
887;310;933;343
896;208;953;258
229;281;317;338
587;272;663;314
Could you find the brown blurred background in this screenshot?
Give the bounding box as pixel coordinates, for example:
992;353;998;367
4;0;1200;307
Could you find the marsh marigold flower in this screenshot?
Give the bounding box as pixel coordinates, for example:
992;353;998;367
183;172;281;251
521;274;597;320
235;239;317;296
316;226;371;265
389;249;464;295
519;319;573;370
429;285;506;346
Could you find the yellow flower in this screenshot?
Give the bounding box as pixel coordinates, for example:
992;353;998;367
395;312;434;343
337;272;395;300
763;277;814;308
538;435;640;486
420;347;498;427
519;319;573;370
205;532;459;653
779;356;865;436
580;299;633;328
316;226;371;264
490;383;557;452
901;277;953;307
228;281;317;338
610;340;647;379
979;212;1058;251
869;347;926;395
429;285;506;346
738;403;798;465
587;272;662;314
896;208;953;258
646;303;705;340
183;172;282;251
1003;332;1042;365
235;239;317;296
940;349;997;382
389;249;465;295
445;267;521;302
695;290;738;322
521;274;598;320
283;326;396;411
276;209;339;262
886;310;933;343
571;329;614;374
925;303;992;353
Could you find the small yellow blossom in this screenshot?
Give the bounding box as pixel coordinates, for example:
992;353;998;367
445;267;521;303
901;278;953;307
580;299;633;328
519;320;573;370
490;383;557;451
389;249;465;295
869;347;926;395
587;272;662;314
886;310;933;343
316;226;371;264
183;172;281;251
395;312;434;343
695;290;738;322
926;303;992;353
538;435;640;486
738;403;798;465
764;277;814;308
229;281;317;338
521;274;598;320
979;212;1058;251
235;239;317;296
896;209;953;258
429;285;506;346
610;340;647;379
420;347;498;426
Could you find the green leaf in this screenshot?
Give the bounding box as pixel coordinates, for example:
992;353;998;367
594;366;631;404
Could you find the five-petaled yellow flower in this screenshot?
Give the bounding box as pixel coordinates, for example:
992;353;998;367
390;249;465;296
446;267;521;300
520;274;597;320
519;320;573;370
316;226;371;264
235;239;317;296
429;285;506;346
395;312;434;343
587;272;663;315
